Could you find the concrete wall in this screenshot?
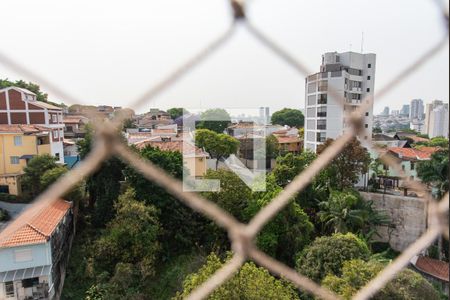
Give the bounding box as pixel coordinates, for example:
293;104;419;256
360;192;427;252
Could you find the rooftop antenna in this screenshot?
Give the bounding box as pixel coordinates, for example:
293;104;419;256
361;32;364;53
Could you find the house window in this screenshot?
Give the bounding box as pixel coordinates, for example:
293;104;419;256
365;124;368;128
368;63;372;68
410;162;415;170
14;136;22;146
10;156;20;165
365;112;369;116
317;119;327;130
53;130;58;139
367;76;371;80
14;249;32;262
366;88;370;92
5;281;14;297
52;114;57;122
402;165;405;171
55;153;60;160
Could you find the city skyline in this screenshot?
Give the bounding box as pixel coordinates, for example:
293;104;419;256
0;0;448;114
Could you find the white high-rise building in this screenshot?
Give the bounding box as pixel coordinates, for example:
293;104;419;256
304;51;376;152
410;99;424;120
424;100;449;138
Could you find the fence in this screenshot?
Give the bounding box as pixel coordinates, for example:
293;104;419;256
0;1;448;299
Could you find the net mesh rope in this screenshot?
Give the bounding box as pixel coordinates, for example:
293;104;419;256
0;1;448;299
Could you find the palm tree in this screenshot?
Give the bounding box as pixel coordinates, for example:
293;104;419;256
417;149;449;199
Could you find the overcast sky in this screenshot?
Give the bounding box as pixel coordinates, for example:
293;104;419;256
0;0;448;114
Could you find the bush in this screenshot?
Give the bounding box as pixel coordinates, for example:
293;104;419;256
0;208;10;221
174;253;299;300
323;259;440;300
0;193;19;203
295;233;370;282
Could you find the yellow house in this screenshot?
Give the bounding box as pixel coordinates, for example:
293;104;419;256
0;125;52;195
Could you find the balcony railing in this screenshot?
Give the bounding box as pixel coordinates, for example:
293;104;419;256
317;112;327;117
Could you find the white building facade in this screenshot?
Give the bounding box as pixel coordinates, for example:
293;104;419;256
424;100;449;138
410;99;424;120
304;51;376;152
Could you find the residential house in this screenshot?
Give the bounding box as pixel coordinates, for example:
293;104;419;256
0;87;64;164
226;122;284;138
235;133;269;169
393;132;429;144
0;199;74;300
376;147;436;189
63;115;88;139
136;109;173;129
272;127;302;155
133;140;208;177
410;255;449;295
0;125;55;195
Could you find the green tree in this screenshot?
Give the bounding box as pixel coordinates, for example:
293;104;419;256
323;259;440;300
195;129;239;169
266;134;280;159
92;188;161;278
77;126;125;226
246;174;314;265
296;233;370;282
317;138;371;190
318;190;389;239
427;136;449;148
174;253;299;300
167;107;187;120
373;127;382;133
271;108;304;128
21;154;58;199
125;145;208;255
122;118;136;129
417;149;449;198
40;165;84;202
196;108;231;133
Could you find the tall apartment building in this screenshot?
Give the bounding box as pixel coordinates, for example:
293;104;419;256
381;106;390;116
0;87;64;163
304;51;376;152
410;99;424;120
424;100;449;138
400;104;410;116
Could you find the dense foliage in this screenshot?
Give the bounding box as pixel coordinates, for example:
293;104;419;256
296;233;371;282
174;253;300;300
125;145;208;255
317;138;371;190
196;108;231;133
271;108;305;128
167;107;187;120
195;129;239;169
323;259;440;300
417;148;449;198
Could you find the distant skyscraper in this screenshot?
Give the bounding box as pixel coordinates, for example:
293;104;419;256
410;99;424;120
391;109;400;116
400;104;410;116
304;51;376;152
259;106;270;124
424;100;449;138
382;106;390;116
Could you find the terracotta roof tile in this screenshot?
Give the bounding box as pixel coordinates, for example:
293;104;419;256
387;147;431;160
0;124;50;134
275;136;301;144
0;199;71;248
415;256;449;282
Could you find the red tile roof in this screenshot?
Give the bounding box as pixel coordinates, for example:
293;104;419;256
63;115;88;124
415;256;449;282
416;146;441;155
387;147;431;160
0;200;71;248
275;136;301;144
0;124;50;134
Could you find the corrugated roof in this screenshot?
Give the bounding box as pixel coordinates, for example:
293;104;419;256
275;135;301;144
31;101;62;110
0;200;71;248
415;256;449;282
